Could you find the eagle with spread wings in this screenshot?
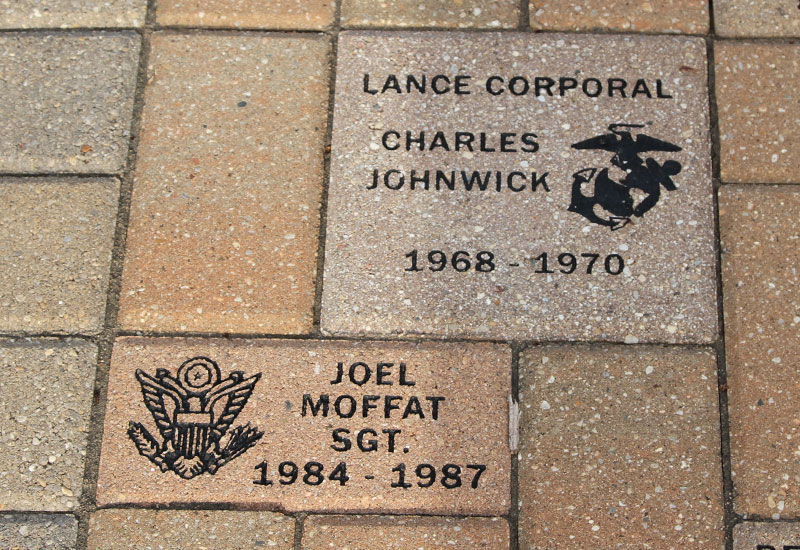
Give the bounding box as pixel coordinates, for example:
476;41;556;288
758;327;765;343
127;356;263;479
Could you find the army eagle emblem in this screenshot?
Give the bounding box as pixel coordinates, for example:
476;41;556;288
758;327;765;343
127;356;263;479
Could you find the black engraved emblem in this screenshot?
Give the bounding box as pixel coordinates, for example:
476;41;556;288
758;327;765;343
569;123;683;230
127;357;263;479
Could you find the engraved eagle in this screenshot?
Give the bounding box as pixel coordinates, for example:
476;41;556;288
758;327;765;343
127;356;263;479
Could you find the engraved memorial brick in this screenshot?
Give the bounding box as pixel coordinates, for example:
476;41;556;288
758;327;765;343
322;32;716;343
97;338;511;514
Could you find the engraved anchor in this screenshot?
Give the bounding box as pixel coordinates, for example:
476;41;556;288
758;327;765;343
568;123;683;230
127;357;263;479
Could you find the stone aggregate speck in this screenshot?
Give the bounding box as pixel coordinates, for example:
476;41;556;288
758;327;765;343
0;340;97;511
119;33;329;334
529;0;709;34
0;0;147;28
156;0;334;29
0;179;119;334
341;0;519;29
715;0;800;37
0;514;77;549
302;515;510;549
96;337;511;514
88;509;295;549
322;31;717;343
715;42;800;184
733;522;800;549
518;345;724;549
0;33;141;174
720;186;800;519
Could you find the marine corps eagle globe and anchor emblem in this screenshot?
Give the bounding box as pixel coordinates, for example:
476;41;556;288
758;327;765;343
569;123;683;230
127;356;263;479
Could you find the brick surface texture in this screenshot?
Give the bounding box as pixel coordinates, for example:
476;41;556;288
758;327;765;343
119;33;329;334
519;345;724;549
721;186;800;518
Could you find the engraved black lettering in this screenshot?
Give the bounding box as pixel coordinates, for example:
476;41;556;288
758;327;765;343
302;394;329;417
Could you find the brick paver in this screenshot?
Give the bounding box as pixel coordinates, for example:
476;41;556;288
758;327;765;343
734;522;800;549
119;33;329;334
0;3;794;549
0;340;96;511
302;516;509;549
0;0;147;28
716;42;800;184
156;0;334;29
322;31;716;343
97;337;511;514
0;33;140;173
88;510;295;549
341;0;519;28
0;514;77;549
721;185;800;518
0;179;119;334
715;0;800;37
529;0;709;34
519;345;724;549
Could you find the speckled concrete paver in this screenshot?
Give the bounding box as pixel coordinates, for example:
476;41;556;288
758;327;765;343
156;0;334;29
302;516;509;549
734;522;800;549
119;34;329;334
322;31;716;343
88;510;295;549
342;0;519;28
0;0;147;28
0;179;119;334
518;345;724;549
715;0;800;37
716;42;800;184
0;514;77;549
97;337;511;514
720;186;800;519
0;33;140;174
529;0;709;34
0;340;96;511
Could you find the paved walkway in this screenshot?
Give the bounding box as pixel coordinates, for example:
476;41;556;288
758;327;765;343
0;1;798;549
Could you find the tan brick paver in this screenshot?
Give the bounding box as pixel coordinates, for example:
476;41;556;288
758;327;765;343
88;510;295;549
721;185;800;518
302;516;510;549
0;0;147;28
519;345;724;549
0;179;119;334
341;0;519;28
0;340;96;511
716;42;800;184
529;0;709;34
119;33;329;334
157;0;334;29
0;33;140;173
